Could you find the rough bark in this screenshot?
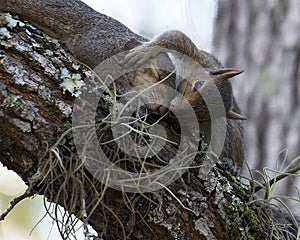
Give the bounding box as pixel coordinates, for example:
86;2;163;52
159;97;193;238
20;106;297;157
0;7;295;240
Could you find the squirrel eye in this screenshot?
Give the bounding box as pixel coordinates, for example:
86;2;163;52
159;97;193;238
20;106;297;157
193;80;205;92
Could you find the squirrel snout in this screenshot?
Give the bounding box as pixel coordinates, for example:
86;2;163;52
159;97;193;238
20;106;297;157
146;103;169;115
157;105;169;115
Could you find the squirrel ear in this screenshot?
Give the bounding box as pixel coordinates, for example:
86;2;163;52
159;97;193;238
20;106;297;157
210;68;244;80
226;110;247;120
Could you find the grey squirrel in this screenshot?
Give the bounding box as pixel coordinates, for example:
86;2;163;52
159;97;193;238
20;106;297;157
1;0;246;167
122;30;246;168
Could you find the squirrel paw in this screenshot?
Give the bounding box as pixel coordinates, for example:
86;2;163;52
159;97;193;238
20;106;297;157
121;44;161;69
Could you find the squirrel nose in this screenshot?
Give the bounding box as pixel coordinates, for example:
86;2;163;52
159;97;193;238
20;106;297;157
157;105;168;115
146;103;169;115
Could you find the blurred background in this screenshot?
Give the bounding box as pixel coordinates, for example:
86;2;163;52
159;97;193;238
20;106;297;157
0;0;299;239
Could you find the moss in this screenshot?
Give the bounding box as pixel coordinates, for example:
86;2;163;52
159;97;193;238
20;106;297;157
210;160;267;239
221;198;266;240
47;103;62;116
244;206;262;232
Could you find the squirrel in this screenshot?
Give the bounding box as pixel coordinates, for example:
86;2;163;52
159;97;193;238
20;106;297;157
1;0;246;168
122;30;247;168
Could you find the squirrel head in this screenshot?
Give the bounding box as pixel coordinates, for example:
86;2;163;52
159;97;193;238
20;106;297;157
128;59;176;115
169;63;246;121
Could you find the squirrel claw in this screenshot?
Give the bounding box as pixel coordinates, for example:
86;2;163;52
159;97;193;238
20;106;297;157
121;48;154;69
121;44;160;69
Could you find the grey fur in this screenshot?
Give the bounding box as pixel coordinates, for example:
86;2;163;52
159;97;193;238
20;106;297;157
3;0;147;67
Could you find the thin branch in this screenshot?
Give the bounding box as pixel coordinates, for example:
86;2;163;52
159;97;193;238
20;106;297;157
0;188;35;220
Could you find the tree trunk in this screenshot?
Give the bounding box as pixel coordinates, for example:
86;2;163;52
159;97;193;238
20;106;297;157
214;0;300;199
0;2;297;239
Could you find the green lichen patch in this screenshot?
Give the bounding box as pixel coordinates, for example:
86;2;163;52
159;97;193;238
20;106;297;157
216;175;266;240
4;13;25;28
59;67;84;96
3;94;22;108
10;118;31;132
0;27;11;39
194;216;215;239
54;99;73;117
221;200;265;240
